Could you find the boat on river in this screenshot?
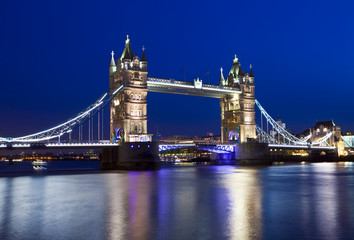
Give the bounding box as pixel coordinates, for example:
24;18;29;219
32;160;48;169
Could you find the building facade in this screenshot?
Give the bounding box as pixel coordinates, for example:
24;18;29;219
310;120;344;155
109;36;151;142
220;55;257;143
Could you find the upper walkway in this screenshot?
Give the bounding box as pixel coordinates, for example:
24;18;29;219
147;77;240;98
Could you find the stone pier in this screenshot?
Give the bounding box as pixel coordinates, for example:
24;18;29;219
235;142;271;165
101;142;161;170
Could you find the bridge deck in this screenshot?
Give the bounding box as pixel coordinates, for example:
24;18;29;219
0;142;335;151
0;142;118;150
268;144;335;150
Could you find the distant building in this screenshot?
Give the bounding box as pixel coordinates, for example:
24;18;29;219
166;135;191;140
342;131;354;148
310;120;344;155
270;118;287;138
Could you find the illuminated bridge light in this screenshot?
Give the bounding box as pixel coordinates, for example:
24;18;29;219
158;143;235;153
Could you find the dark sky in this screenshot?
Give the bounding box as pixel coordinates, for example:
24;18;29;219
0;0;353;139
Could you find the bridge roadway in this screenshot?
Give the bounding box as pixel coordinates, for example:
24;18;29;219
268;144;335;150
0;142;335;151
0;142;119;150
0;142;235;153
147;77;241;98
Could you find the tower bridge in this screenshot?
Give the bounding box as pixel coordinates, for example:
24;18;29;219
0;35;347;169
109;36;256;144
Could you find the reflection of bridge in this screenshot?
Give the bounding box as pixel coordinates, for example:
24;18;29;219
0;36;346;168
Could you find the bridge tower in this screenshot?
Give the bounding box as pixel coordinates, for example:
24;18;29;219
220;55;257;143
109;36;152;142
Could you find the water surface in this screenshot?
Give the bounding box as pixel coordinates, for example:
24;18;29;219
1;162;354;240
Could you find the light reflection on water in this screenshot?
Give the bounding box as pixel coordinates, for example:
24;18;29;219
1;163;354;240
222;168;262;240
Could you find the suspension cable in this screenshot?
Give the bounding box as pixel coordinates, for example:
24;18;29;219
2;84;124;142
255;99;309;145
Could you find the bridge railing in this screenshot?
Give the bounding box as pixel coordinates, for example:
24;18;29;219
147;77;239;92
148;78;193;86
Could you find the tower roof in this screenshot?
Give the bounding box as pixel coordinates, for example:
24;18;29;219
141;46;147;61
121;35;135;60
229;54;240;78
314;121;335;129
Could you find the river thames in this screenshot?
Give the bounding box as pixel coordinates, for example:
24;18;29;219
1;162;354;240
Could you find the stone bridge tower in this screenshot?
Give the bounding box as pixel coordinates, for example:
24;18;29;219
109;36;152;142
220;55;256;143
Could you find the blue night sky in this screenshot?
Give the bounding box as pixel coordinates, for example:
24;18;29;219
0;0;353;138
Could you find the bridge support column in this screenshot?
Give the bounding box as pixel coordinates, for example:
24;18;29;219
101;142;161;170
235;142;271;165
309;149;338;162
210;152;236;165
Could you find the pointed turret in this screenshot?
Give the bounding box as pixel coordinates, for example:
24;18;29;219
109;51;117;75
121;35;135;61
249;64;254;77
141;46;147;62
219;67;225;85
110;51;116;67
238;64;244;76
140;46;147;70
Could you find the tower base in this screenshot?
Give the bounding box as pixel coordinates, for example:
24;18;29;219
101;142;161;170
235;142;271;165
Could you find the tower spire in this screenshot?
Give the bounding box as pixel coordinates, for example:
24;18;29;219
249;64;254;77
109;51;117;75
219;67;225;85
141;45;147;62
233;54;239;63
110;51;116;67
